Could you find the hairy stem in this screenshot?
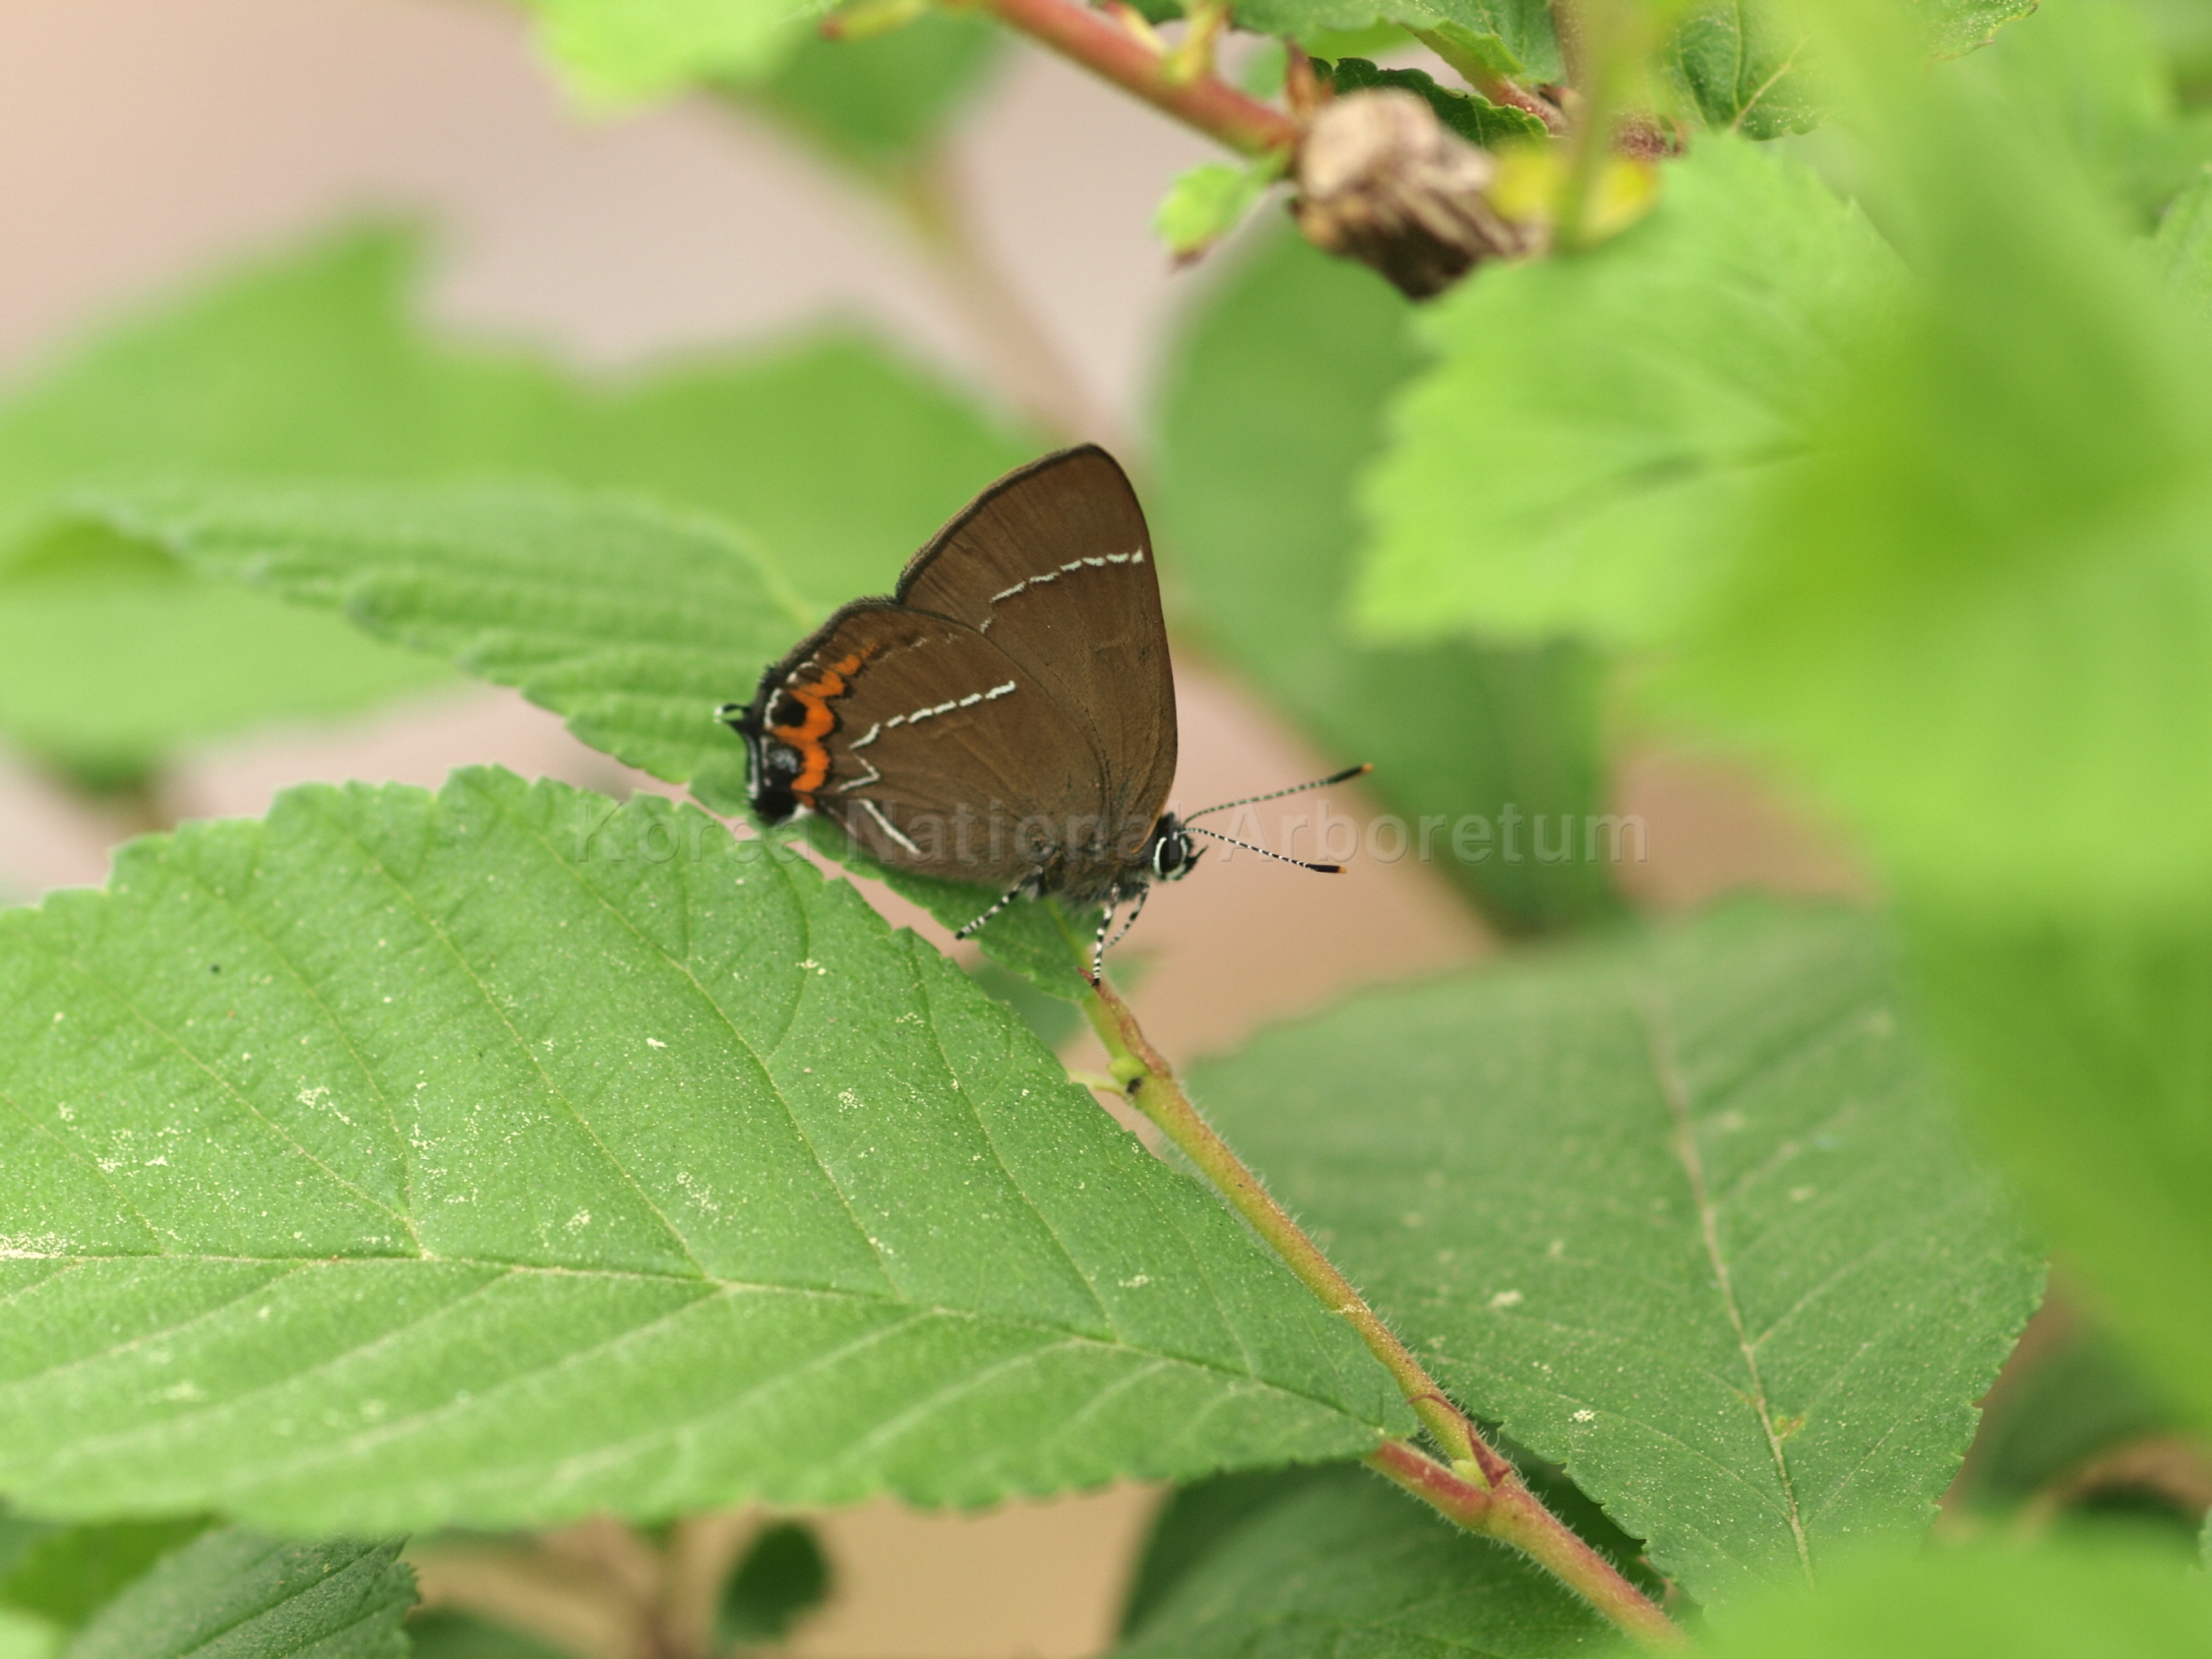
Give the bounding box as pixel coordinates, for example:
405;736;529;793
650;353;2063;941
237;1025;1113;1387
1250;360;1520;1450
1081;977;1685;1647
953;0;1299;158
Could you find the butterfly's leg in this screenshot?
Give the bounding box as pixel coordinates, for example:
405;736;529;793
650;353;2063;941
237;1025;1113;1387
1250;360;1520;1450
954;878;1034;941
1101;883;1150;959
1089;894;1121;986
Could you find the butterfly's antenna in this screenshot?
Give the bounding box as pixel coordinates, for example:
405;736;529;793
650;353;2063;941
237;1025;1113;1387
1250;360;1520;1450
1184;763;1372;823
1185;826;1344;874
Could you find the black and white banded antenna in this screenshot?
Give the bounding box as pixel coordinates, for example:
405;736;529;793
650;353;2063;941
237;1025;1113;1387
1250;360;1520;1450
1180;762;1372;874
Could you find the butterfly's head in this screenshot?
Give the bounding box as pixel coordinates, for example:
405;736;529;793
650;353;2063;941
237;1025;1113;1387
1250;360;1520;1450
1146;814;1202;885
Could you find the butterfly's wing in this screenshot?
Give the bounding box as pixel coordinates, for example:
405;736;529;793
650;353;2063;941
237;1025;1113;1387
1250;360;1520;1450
893;446;1178;839
752;602;1136;889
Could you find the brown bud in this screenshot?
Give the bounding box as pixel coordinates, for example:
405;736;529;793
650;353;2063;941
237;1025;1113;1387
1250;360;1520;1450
1291;90;1540;300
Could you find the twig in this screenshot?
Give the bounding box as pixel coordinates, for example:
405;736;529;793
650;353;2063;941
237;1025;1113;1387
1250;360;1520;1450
955;0;1299;158
1081;977;1685;1648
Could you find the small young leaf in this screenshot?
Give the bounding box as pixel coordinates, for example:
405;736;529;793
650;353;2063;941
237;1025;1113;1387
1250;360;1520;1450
1665;3;1827;138
1319;57;1547;146
1357;135;1897;651
59;1530;413;1659
1186;903;2045;1607
1112;1463;1606;1656
1155;227;1624;936
1229;0;1564;85
1153;162;1278;262
0;770;1405;1531
717;1520;831;1644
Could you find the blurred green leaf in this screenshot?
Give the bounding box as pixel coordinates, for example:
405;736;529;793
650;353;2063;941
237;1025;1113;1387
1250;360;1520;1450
2156;166;2212;311
1964;0;2212;224
0;1612;55;1659
1112;1463;1606;1657
515;0;815;106
59;1531;412;1659
1152;161;1279;261
0;770;1407;1531
746;9;1004;173
0;229;1031;774
1687;1538;2212;1658
1318;57;1549;145
1908;911;2212;1435
0;526;454;783
1157;228;1623;936
1187;903;2045;1607
1118;1465;1340;1635
0;1518;211;1631
1672;64;2212;917
1952;1321;2177;1512
717;1520;831;1644
1357;135;1897;652
403;1610;572;1659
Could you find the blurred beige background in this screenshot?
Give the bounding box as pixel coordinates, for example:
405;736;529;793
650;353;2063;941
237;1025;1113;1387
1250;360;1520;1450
0;3;1857;1652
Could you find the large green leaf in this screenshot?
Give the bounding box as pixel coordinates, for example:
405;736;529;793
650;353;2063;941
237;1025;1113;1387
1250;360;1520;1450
1230;0;1564;85
1155;229;1622;936
1356;136;1898;652
0;1517;212;1631
79;479;1089;994
1114;1463;1605;1658
0;229;1030;774
59;1531;411;1659
0;769;1405;1531
1684;1538;2212;1658
1185;904;2045;1608
1672;55;2212;918
87;480;808;813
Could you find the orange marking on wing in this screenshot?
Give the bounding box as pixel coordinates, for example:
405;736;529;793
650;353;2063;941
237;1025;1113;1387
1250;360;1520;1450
768;648;874;802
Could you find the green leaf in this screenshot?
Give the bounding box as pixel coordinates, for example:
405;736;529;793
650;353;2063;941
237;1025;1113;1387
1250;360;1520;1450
0;1613;55;1659
1964;0;2212;224
2157;166;2212;313
1112;1462;1606;1657
76;479;1084;996
1185;903;2045;1607
0;1518;212;1630
0;227;1031;772
1950;1321;2176;1512
0;769;1406;1531
1664;4;1829;139
84;479;809;816
1907;909;2212;1437
515;0;816;106
403;1610;571;1659
1229;0;1563;85
1157;227;1624;936
1318;58;1549;146
717;1520;830;1644
59;1530;413;1659
1356;134;1898;652
1153;162;1279;262
1689;1538;2212;1658
0;526;455;785
1671;68;2212;917
744;9;1005;173
1118;1464;1339;1635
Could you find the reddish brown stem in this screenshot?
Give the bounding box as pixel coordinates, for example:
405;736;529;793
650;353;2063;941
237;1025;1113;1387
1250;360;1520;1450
958;0;1299;157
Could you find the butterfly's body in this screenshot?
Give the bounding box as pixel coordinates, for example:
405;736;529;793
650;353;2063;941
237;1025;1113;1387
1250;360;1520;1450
727;447;1199;932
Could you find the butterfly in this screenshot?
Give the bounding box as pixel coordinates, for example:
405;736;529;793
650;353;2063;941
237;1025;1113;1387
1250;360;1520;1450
721;445;1356;979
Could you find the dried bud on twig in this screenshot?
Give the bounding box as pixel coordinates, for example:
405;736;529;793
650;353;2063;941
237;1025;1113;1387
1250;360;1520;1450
1292;90;1540;299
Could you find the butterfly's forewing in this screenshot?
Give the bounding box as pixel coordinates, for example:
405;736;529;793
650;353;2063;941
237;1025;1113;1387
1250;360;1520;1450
894;446;1178;850
769;603;1119;889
